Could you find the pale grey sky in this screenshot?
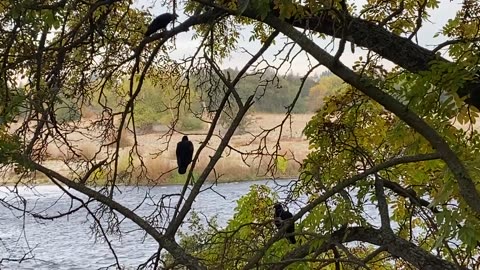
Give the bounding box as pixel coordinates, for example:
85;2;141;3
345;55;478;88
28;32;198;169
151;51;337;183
141;0;462;77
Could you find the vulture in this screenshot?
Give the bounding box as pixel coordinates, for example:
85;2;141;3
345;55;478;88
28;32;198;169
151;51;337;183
145;13;178;37
176;136;194;175
273;203;296;244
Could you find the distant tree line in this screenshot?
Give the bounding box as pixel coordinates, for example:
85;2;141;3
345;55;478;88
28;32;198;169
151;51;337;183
201;68;343;114
51;70;342;132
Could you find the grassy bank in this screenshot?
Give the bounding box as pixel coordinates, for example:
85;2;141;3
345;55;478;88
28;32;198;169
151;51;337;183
1;113;312;186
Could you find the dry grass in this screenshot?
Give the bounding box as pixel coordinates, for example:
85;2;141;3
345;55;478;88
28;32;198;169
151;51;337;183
119;129;134;148
46;142;99;161
127;113;310;183
78;143;98;160
4;113;313;185
81;107;97;119
210;157;255;180
247;113;313;138
104;128;134;148
144;157;176;182
46;144;73;160
9;112;480;186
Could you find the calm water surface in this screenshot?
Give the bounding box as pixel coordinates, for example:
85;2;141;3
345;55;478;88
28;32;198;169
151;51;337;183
0;180;296;269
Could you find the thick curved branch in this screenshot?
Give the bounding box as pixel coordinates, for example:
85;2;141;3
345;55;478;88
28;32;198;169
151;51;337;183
29;162;206;270
273;227;464;270
243;153;441;269
274;6;479;103
194;0;480;107
262;14;480;215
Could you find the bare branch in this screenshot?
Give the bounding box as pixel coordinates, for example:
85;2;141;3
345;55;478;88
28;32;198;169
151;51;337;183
30;162;206;270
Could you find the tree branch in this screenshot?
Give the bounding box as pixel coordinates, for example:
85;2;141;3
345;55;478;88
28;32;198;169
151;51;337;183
195;0;480;107
243;152;441;269
273;227;464;270
166;28;278;237
379;176;439;213
374;175;392;232
29;161;206;270
261;14;480;215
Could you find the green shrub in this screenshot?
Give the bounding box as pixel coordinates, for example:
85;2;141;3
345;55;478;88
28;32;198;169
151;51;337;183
55;99;81;122
167;171;199;184
178;114;204;131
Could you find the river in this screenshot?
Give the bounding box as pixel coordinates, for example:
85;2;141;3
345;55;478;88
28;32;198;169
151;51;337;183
0;180;297;269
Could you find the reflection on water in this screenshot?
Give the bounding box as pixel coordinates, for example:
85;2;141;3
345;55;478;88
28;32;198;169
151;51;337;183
0;180;295;269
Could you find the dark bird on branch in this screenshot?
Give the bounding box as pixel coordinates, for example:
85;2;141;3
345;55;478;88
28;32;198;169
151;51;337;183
274;203;296;244
176;136;194;175
145;13;178;37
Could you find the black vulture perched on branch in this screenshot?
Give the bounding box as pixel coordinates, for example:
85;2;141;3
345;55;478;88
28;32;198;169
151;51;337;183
274;203;296;244
145;13;178;37
176;136;194;175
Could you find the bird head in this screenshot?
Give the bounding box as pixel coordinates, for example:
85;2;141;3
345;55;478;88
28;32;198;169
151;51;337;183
169;13;178;21
273;203;283;211
182;135;189;141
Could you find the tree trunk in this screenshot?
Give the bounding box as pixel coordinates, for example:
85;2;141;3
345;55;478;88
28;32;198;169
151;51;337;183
235;4;480;108
274;227;465;270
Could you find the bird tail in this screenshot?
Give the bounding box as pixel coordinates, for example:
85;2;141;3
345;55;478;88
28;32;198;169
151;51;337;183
287;235;296;244
178;166;187;175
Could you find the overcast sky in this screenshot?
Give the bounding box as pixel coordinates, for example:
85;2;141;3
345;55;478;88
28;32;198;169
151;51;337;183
140;0;462;77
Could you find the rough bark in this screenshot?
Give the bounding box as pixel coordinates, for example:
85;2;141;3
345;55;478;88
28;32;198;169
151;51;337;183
341;227;466;270
273;227;466;270
288;13;479;105
290;15;437;73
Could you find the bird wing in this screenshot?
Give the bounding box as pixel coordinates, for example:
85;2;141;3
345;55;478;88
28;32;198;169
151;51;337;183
145;13;174;37
281;210;293;220
282;211;295;234
176;142;182;165
186;141;194;163
274;217;282;228
274;208;284;228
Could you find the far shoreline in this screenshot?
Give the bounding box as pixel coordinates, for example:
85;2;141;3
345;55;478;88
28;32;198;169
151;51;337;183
0;177;298;188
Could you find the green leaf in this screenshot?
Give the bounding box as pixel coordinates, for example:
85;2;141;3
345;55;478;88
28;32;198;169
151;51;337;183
429;176;455;207
276;156;288;173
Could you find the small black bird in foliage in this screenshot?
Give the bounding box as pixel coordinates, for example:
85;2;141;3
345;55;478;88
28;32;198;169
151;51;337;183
145;13;178;37
176;136;194;175
274;203;296;244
